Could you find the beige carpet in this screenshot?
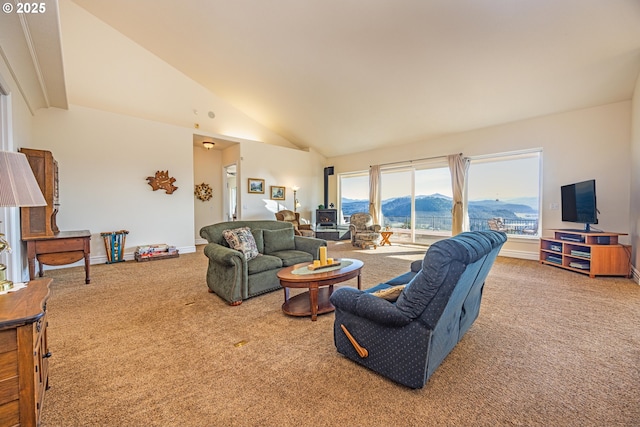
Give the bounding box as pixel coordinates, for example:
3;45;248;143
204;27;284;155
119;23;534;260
39;240;639;427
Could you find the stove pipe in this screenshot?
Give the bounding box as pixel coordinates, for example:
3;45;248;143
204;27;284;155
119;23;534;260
324;166;334;208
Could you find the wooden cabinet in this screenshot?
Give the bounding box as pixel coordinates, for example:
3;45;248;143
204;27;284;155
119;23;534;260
539;230;631;278
0;278;52;426
19;148;59;239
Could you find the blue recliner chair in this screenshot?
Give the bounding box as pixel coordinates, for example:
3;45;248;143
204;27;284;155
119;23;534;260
329;231;507;389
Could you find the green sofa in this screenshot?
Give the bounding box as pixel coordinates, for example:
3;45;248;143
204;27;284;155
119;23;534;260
199;220;326;305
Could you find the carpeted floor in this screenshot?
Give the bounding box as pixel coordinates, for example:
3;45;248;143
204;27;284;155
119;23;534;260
39;240;640;427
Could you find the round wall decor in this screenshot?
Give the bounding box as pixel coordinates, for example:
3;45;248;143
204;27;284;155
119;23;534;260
195;182;212;201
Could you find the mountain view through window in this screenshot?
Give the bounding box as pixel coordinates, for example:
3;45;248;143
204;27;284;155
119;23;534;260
339;151;540;243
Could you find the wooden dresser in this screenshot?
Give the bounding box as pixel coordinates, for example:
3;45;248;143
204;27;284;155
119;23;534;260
0;278;52;427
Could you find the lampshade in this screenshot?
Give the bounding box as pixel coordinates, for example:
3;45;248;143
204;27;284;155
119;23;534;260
0;151;47;207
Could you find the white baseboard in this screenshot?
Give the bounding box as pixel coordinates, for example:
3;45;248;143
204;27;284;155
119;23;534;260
195;238;207;246
632;265;640;285
41;245;197;271
498;248;539;261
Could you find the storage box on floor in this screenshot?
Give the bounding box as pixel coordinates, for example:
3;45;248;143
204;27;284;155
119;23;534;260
135;244;179;261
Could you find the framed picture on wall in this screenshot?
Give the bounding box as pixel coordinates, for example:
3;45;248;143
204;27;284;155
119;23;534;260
270;186;285;200
248;178;265;194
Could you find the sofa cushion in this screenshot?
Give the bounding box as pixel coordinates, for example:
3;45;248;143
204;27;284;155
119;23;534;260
222;227;260;261
395;238;469;319
251;229;264;253
263;228;295;254
247;254;282;274
269;250;313;266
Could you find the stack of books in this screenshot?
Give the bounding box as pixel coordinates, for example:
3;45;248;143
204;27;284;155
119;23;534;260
135;244;179;262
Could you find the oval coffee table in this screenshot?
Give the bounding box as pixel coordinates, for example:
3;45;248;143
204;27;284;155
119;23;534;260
277;258;363;321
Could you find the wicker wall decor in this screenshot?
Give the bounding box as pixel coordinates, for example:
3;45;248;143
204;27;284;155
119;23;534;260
195;182;212;201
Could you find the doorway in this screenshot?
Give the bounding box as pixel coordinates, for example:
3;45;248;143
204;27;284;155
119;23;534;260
224;164;237;221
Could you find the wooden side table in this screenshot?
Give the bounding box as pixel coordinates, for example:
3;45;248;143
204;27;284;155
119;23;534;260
380;231;393;246
23;230;91;284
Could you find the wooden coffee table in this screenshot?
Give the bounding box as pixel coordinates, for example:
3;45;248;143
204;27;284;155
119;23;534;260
277;258;363;321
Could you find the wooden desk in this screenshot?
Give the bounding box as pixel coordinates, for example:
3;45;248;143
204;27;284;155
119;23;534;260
23;230;91;284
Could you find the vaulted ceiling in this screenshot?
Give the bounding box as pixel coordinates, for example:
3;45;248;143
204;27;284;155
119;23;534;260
55;1;640;156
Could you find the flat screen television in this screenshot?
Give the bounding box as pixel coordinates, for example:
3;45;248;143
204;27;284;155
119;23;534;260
560;179;598;231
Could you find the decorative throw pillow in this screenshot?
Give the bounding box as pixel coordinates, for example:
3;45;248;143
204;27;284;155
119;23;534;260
222;227;260;261
371;285;406;302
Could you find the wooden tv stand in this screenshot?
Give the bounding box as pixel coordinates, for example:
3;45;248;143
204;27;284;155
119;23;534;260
539;230;631;278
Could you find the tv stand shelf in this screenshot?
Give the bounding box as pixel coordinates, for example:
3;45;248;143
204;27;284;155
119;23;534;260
539;230;631;278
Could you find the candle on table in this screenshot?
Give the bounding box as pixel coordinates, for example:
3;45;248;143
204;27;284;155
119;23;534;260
319;246;327;265
313;260;321;267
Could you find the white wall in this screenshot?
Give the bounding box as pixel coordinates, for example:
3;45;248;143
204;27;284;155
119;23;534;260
14;0;329;266
28;104;326;263
630;72;640;280
238;142;325;224
328;101;632;258
59;0;297;150
193;145;223;243
32;105;196;260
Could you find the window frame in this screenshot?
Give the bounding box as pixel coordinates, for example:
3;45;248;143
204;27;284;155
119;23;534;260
465;148;542;238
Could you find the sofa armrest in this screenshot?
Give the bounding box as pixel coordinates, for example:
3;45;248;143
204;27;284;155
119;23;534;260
298;224;313;231
371;224;382;232
293;235;326;258
330;288;412;327
203;242;245;267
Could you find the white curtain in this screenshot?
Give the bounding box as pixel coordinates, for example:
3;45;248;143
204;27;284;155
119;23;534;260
448;153;469;235
369;165;381;224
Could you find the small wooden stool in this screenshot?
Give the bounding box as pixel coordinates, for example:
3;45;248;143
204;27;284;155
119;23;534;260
380;231;393;246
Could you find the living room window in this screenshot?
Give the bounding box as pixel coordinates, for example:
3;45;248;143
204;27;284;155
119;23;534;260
380;163;453;244
466;149;542;237
340;149;541;241
340;159;453;244
339;172;369;224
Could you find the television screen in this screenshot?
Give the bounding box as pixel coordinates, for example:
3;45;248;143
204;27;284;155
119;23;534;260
561;179;598;226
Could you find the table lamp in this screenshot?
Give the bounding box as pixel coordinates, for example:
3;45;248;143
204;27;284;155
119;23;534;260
0;151;47;290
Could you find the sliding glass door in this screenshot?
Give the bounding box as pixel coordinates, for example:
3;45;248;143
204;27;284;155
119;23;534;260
413;166;453;243
339;149;541;244
379;163;453;244
380;168;413;242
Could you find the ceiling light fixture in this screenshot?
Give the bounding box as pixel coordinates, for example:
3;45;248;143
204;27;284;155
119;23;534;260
203;141;215;150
